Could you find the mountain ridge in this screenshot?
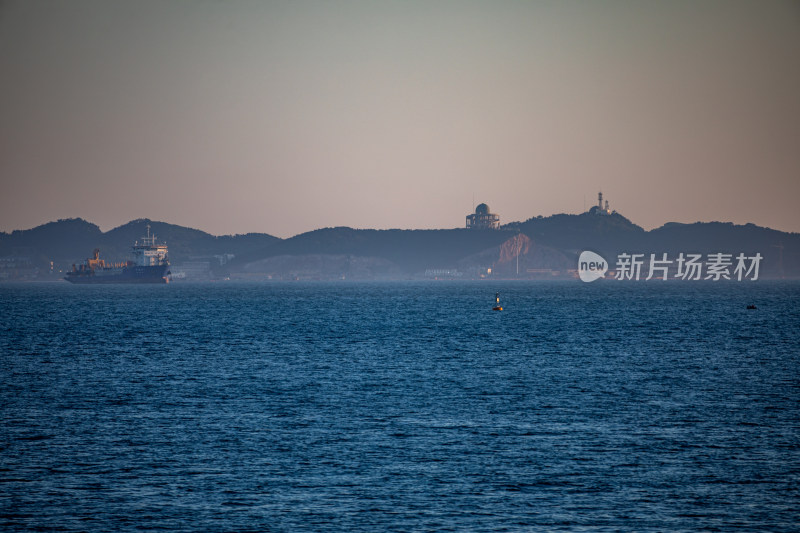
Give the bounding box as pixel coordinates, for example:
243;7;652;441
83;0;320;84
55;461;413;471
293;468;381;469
1;214;798;279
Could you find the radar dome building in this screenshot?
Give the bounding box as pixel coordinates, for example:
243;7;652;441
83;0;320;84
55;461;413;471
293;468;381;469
466;203;500;229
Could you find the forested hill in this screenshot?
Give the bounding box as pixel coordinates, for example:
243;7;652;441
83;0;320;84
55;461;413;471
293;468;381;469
230;227;518;274
504;213;798;278
0;218;280;267
1;214;798;279
507;212;798;255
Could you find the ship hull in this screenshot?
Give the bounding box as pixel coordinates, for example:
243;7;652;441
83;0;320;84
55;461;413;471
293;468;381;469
65;265;169;284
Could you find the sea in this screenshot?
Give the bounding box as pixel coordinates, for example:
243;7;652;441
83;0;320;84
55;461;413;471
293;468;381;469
1;280;798;532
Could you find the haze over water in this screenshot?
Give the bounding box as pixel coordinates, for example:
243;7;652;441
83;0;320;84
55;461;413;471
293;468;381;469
2;281;798;531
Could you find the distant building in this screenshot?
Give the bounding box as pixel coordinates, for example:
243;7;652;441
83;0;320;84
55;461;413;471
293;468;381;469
588;191;612;215
0;256;35;281
466;203;500;229
169;261;212;280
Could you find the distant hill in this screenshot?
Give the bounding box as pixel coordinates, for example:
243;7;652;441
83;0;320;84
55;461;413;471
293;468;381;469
507;211;647;253
643;221;799;279
0;219;104;268
0;218;280;272
1;214;798;280
505;214;799;279
100;219;281;262
232;227;518;277
230;213;799;279
647;221;794;254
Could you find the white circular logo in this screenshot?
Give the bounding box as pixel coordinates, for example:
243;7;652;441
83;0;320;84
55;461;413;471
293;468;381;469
578;251;608;282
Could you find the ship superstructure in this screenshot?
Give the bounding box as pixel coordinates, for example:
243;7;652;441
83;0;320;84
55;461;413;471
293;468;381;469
65;225;170;284
132;228;169;267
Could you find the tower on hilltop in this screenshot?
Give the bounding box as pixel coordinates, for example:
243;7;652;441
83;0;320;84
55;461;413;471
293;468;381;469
589;191;612;215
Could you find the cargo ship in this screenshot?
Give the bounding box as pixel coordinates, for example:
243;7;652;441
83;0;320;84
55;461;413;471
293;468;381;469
65;226;170;284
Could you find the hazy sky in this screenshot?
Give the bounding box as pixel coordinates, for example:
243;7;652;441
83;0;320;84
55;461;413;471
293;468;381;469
1;0;798;237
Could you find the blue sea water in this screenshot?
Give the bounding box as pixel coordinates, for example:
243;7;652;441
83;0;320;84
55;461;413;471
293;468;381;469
1;281;799;532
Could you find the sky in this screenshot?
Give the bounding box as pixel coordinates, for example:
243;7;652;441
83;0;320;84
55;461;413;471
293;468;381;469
1;0;798;238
